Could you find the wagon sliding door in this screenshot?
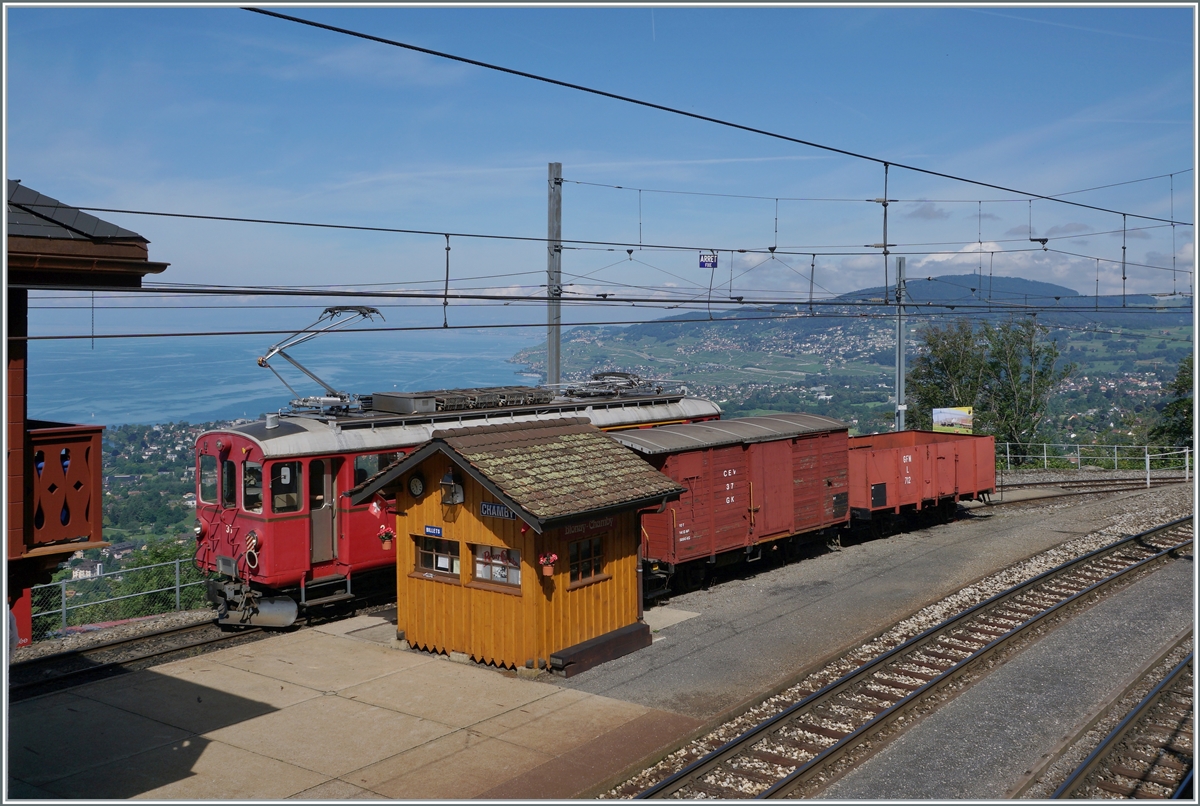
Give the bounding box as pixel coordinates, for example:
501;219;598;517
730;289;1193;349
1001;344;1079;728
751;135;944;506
750;440;793;538
309;458;340;564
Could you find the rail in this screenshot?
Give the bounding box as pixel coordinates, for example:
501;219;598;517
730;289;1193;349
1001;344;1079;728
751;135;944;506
29;558;209;642
1052;650;1194;798
636;517;1193;799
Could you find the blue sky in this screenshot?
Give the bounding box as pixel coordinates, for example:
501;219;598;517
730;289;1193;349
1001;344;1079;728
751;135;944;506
5;4;1195;345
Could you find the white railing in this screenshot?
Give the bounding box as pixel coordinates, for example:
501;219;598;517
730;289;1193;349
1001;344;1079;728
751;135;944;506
998;442;1191;486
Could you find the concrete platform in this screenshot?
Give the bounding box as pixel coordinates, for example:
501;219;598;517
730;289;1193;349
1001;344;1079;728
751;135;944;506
960;486;1067;507
7;615;701;800
7;486;1190;800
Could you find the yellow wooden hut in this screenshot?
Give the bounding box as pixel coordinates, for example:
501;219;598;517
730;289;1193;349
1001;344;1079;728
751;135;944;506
351;418;684;676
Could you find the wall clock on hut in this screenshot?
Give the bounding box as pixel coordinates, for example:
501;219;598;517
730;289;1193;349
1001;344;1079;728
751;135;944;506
352;418;683;677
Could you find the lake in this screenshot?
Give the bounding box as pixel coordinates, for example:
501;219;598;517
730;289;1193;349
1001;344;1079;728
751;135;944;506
27;329;544;426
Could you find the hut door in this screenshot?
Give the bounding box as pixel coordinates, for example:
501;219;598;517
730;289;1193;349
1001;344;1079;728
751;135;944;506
309;458;338;563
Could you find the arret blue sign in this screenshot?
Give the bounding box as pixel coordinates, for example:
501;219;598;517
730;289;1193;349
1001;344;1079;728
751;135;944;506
699;252;718;269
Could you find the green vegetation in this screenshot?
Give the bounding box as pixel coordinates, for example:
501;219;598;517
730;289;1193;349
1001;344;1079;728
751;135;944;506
1149;354;1194;449
907;318;1074;455
100;421;214;542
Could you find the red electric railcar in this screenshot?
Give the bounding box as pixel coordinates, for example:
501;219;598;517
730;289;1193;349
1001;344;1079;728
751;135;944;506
608;414;851;594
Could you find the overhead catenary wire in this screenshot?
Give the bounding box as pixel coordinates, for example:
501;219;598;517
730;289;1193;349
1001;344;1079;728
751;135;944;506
20;303;1193;344
24;275;1189;309
564;168;1194;205
16;283;1186;315
243;6;1190;228
17;199;1190;277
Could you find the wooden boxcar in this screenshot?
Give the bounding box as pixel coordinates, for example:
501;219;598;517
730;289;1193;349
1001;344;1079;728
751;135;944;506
846;430;996;522
608;414;850;593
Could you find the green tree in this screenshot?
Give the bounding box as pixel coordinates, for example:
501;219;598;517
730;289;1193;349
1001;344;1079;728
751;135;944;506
906;316;1073;460
978;317;1074;455
906;319;988;430
1149;354;1193;448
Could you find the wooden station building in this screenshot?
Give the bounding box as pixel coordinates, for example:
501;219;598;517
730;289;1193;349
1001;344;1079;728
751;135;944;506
7;180;169;645
351;417;684;677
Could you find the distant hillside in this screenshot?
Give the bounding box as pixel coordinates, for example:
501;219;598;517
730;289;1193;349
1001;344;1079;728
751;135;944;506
838;273;1189;330
511;274;1191;392
562;273;1188;333
841;273;1080;304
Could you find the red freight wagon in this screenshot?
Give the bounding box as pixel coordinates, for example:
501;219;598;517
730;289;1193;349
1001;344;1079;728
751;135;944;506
609;414;850;594
846;431;995;523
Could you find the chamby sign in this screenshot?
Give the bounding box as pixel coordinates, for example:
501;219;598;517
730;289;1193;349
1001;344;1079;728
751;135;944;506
480;501;516;520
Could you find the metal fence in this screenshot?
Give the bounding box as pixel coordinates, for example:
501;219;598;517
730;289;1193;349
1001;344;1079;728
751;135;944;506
30;559;210;643
998;442;1191;478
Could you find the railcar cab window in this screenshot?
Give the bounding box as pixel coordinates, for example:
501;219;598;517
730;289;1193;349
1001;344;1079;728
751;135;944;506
569;536;605;585
199;455;218;503
355;452;401;486
243;461;263;513
271;461;302;514
416;537;460;577
221;459;237;509
473;545;520;586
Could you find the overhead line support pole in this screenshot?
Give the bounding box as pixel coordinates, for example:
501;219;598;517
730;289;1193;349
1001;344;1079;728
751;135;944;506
547;162;563;388
897;259;905;431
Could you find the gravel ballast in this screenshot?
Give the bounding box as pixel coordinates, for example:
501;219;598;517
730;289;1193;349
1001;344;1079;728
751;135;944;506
815;557;1194;799
597;483;1192;797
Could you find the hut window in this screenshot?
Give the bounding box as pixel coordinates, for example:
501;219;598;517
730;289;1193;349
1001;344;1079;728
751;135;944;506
569;536;604;584
473;545;521;586
417;537;460;576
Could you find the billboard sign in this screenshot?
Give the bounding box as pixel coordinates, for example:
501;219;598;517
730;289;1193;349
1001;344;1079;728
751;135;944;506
933;407;973;434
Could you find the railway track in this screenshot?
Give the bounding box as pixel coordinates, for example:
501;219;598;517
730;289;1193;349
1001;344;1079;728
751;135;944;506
997;475;1188;493
1052;648;1194;799
635;516;1193;799
983;479;1188;509
8;620;267;702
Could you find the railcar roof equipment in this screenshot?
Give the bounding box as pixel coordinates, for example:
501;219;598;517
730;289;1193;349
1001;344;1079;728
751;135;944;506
257;306;383;413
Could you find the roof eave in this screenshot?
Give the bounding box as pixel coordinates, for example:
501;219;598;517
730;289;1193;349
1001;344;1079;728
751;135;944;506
537;488;684;534
351;439;684;536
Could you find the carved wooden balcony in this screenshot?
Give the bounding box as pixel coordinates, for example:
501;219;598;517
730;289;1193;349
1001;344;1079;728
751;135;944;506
25;420;105;557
